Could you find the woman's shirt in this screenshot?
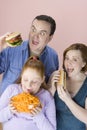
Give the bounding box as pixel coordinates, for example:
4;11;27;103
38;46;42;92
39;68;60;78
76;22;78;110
54;77;87;130
0;84;56;130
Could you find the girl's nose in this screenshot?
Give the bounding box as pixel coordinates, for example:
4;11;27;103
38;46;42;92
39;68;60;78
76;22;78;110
26;82;31;88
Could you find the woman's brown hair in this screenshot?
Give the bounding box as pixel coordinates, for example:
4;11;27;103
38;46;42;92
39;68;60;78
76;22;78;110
63;43;87;72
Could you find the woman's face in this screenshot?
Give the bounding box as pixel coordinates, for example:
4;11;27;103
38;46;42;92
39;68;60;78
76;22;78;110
64;50;86;78
21;68;44;94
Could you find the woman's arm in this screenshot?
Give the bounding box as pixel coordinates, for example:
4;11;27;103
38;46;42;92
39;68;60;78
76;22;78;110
57;86;87;124
85;98;87;129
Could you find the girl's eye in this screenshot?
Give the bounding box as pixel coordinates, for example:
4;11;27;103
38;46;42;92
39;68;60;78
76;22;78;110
24;79;28;82
33;81;38;84
32;81;40;85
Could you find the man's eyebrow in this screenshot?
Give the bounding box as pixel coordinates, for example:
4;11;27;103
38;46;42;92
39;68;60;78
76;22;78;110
40;30;47;33
32;25;48;32
31;25;35;28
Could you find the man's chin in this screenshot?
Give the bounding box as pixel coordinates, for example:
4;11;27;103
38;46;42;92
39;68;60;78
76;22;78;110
30;49;41;56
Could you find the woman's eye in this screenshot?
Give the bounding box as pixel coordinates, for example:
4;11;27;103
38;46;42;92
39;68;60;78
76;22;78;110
65;57;69;60
73;58;77;62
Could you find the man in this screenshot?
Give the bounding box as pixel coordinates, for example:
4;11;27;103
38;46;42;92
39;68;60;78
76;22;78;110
0;15;59;95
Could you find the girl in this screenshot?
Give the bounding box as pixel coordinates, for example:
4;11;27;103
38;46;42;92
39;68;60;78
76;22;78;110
0;56;56;130
49;43;87;130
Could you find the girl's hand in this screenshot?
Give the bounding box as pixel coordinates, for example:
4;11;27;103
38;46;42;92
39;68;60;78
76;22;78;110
28;105;42;116
9;102;18;114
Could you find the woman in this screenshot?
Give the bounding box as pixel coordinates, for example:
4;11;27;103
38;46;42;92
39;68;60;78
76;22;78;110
49;43;87;130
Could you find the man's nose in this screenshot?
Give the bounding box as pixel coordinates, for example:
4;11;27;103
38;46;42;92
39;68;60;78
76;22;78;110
33;32;40;38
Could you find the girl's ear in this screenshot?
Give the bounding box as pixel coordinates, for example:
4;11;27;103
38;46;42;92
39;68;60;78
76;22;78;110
42;76;45;83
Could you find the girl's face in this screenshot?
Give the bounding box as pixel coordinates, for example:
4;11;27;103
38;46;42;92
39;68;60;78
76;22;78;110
21;68;44;94
64;50;86;78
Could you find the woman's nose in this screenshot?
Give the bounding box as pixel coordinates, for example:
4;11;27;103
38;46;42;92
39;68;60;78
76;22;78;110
67;60;72;65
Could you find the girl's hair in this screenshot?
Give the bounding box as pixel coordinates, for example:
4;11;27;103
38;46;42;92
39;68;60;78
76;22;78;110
63;43;87;72
16;56;47;89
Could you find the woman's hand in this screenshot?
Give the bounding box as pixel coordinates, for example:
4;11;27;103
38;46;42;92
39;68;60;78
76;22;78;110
48;70;60;96
57;85;71;103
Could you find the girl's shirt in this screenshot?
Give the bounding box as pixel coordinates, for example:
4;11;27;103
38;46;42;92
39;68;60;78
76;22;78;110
0;84;56;130
54;77;87;130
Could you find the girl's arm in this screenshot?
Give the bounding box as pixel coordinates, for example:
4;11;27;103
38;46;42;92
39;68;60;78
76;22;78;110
0;86;14;122
0;106;13;122
33;95;56;130
57;86;87;124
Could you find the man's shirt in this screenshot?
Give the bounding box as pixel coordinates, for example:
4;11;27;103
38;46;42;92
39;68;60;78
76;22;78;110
0;41;59;94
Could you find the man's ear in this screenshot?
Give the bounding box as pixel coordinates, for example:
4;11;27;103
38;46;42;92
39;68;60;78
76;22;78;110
48;35;53;42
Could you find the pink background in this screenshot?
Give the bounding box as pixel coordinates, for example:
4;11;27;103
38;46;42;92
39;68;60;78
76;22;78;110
0;0;87;66
0;1;87;127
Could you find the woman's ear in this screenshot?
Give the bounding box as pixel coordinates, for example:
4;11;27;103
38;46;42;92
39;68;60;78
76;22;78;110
82;62;86;68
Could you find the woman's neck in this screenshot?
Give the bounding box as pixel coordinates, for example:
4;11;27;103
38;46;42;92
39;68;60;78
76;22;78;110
67;72;86;82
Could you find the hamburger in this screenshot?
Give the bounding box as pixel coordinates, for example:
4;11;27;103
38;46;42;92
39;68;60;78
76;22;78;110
11;92;41;113
58;69;66;89
5;32;23;47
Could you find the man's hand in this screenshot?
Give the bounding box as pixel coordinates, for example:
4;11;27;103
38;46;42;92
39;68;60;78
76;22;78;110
0;32;11;51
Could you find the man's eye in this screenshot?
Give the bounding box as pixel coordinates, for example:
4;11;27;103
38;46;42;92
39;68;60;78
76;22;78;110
40;31;46;36
31;27;36;32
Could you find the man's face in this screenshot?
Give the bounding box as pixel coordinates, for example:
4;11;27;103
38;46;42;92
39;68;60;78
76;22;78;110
29;19;53;55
